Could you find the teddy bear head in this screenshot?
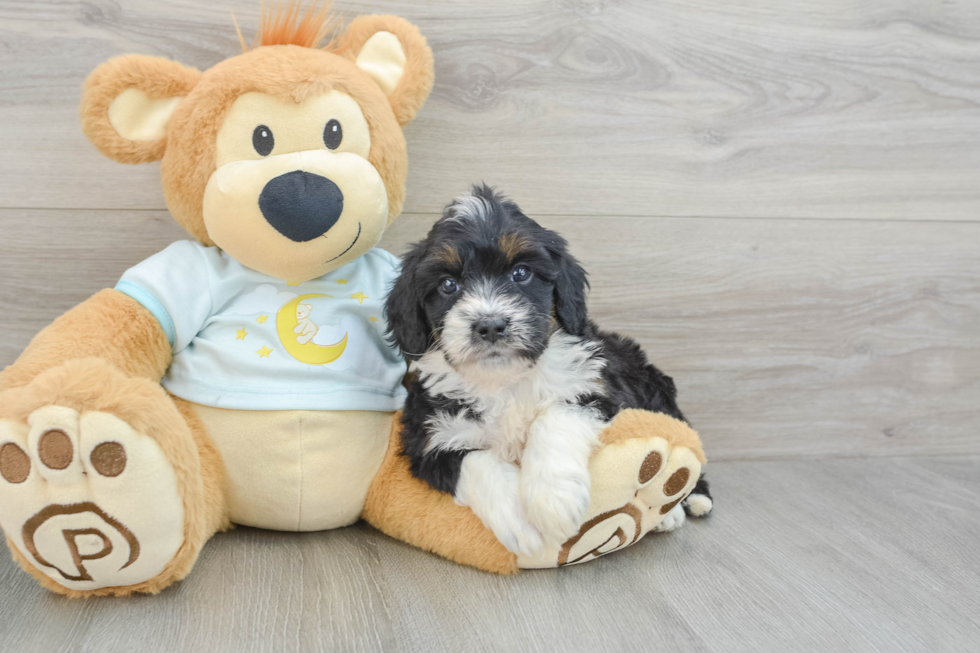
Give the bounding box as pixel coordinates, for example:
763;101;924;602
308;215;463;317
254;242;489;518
80;4;433;283
296;303;313;319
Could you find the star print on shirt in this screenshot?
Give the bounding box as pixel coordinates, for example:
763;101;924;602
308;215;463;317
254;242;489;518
350;291;368;305
256;314;268;324
236;328;248;340
336;279;348;285
256;346;273;358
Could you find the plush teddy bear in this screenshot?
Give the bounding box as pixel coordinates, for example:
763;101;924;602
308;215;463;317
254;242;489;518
0;4;707;597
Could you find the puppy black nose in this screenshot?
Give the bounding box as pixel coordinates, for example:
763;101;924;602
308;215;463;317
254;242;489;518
474;317;509;343
258;170;344;242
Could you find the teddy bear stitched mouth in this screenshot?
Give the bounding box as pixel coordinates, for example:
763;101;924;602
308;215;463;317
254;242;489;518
258;170;345;242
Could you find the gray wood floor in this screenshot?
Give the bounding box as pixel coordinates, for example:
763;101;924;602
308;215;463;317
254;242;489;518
0;1;978;651
1;457;978;653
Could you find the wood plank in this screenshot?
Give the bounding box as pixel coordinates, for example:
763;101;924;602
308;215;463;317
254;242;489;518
1;208;977;460
3;1;980;219
0;456;976;652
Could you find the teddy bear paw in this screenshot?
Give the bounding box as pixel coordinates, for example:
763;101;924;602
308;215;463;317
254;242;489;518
516;430;702;569
0;406;185;591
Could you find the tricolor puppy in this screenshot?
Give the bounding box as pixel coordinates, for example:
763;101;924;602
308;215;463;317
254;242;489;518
385;186;712;555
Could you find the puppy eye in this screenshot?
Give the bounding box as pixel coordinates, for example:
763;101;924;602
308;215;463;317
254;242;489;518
252;125;274;156
439;277;459;295
511;264;532;283
323;119;343;150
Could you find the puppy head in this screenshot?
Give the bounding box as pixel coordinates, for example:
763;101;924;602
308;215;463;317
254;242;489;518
385;185;589;373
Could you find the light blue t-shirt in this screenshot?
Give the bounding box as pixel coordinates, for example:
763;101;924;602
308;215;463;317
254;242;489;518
116;241;407;411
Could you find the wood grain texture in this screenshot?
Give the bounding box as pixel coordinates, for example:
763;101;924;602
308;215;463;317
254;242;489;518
2;0;980;219
2;1;979;648
0;456;976;653
2;208;977;461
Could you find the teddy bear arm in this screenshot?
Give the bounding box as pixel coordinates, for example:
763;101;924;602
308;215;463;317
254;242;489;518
0;289;171;392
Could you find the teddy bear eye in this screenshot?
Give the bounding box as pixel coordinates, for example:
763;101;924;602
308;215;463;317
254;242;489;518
323;119;343;150
252;125;274;156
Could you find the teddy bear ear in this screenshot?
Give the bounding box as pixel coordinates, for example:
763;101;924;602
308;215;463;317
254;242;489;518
335;15;435;126
80;54;202;164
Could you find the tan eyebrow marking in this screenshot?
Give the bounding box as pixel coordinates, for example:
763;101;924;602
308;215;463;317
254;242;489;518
499;232;531;261
434;245;462;268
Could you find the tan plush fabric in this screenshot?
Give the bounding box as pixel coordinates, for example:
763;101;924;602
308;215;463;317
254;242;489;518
192;404;391;531
336;15;435;126
4;8;439;597
79;15;434;248
600;409;706;464
107;88;184;142
0;359;230;597
160;44;414;246
79;55;201;165
0;290;172;393
355;31;406;97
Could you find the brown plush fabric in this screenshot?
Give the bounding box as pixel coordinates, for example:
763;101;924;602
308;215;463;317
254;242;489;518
80;15;433;246
600;409;707;464
362;414;520;575
80;56;202;165
0;360;231;597
335;15;436;126
5;10;438;596
163;44;412;243
0;290;171;393
172;397;233;540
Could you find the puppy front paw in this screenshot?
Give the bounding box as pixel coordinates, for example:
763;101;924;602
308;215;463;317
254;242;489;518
481;497;545;557
652;502;686;533
455;451;545;557
520;466;592;546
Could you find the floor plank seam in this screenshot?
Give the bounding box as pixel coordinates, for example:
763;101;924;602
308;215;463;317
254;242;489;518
3;207;979;226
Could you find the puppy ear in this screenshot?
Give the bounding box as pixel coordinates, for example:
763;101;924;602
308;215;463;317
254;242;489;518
335;15;434;125
80;54;201;164
550;239;590;337
385;243;432;360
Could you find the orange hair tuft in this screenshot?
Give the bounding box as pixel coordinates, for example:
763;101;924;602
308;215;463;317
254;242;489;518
249;0;338;50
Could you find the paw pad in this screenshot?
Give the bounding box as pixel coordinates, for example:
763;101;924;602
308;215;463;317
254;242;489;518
663;467;690;497
638;451;662;484
0;443;30;484
90;442;127;477
660;498;682;515
38;429;73;470
0;408;186;590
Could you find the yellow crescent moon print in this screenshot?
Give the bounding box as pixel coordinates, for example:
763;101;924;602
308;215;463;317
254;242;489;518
276;294;348;365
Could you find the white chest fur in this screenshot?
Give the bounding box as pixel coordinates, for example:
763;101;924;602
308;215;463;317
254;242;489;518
414;331;606;463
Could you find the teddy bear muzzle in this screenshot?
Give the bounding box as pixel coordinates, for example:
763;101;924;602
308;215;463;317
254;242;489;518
258;170;345;242
201;148;389;282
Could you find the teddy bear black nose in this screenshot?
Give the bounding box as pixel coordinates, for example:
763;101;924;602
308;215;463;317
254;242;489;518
258;170;344;242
